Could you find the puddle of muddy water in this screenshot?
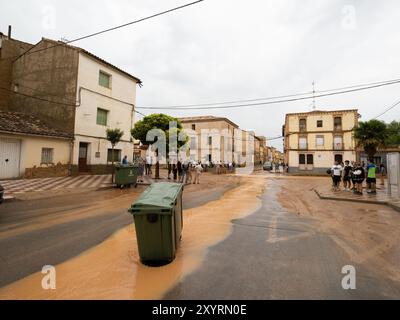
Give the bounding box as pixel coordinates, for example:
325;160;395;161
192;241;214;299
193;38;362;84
0;176;266;300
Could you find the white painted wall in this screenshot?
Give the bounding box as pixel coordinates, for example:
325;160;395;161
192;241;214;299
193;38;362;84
74;52;138;165
289;150;356;168
0;134;71;178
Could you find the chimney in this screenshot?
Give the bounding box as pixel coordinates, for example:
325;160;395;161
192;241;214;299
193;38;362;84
8;25;11;39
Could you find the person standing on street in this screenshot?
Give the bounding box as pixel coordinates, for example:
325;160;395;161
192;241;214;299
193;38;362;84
193;162;203;184
167;160;172;180
352;162;365;195
181;161;188;184
177;161;183;181
331;161;343;192
172;163;178;181
366;160;377;194
379;163;386;186
343;160;352;191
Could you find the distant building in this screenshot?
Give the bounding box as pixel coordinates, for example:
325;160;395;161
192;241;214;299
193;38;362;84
0;30;141;177
179;116;239;164
283;109;359;174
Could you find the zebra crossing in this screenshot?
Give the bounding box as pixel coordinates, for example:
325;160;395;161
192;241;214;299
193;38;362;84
0;175;113;198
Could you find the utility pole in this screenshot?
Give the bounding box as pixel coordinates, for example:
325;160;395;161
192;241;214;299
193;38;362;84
312;81;316;110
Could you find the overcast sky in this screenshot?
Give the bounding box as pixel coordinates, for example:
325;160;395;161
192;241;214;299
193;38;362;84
1;0;400;150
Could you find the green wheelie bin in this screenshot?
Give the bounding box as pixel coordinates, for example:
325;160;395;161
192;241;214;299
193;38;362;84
115;164;139;188
128;182;184;265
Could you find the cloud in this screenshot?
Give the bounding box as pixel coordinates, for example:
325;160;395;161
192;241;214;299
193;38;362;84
1;0;399;151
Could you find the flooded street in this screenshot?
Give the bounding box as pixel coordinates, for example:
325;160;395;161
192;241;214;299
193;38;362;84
1;173;400;299
0;175;265;299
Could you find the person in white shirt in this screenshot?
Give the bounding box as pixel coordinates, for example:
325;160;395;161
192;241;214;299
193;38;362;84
331;161;343;191
193;162;203;184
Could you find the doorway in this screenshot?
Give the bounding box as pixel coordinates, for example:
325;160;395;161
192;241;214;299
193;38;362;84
299;153;314;171
0;138;21;179
78;142;89;172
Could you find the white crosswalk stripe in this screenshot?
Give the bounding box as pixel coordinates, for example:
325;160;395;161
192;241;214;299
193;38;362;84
0;175;113;197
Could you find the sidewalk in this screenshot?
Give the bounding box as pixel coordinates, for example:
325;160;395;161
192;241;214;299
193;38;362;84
1;171;192;201
0;175;113;200
314;184;400;212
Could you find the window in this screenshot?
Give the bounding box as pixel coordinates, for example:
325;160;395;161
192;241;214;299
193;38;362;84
299;137;307;149
99;71;111;88
96;108;108;126
299;154;313;166
208;136;212;145
334;117;342;131
299;154;306;165
316;135;324;147
41;148;54;164
333;136;343;150
299;118;307;132
192;124;196;131
317;120;323;128
190;137;197;149
107;149;121;162
208;154;212;162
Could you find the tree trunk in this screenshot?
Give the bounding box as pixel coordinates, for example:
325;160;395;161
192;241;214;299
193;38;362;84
111;146;115;183
365;144;377;161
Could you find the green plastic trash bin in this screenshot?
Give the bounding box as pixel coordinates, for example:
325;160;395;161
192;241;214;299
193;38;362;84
115;164;138;188
128;182;184;265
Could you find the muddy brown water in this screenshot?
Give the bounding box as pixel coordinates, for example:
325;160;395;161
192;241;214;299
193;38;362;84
0;175;266;299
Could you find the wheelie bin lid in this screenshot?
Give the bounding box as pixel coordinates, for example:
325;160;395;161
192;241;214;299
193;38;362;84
129;182;183;214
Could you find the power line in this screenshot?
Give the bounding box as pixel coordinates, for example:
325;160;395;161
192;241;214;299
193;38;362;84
0;86;76;107
0;86;146;116
1;0;205;62
139;78;400;109
137;78;400;110
374;98;400;119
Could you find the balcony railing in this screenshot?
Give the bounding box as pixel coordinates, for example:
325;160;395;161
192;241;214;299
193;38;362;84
299;143;308;150
333;142;344;150
334;125;342;131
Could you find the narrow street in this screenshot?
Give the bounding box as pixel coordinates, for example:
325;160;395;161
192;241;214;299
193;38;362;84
165;175;400;299
0;174;240;288
1;173;399;299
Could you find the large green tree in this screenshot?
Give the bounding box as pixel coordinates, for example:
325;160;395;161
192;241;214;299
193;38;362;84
386;121;400;146
131;114;187;179
106;128;124;183
353;120;389;160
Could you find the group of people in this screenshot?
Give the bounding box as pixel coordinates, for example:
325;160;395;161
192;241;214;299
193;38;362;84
329;160;386;195
167;160;203;184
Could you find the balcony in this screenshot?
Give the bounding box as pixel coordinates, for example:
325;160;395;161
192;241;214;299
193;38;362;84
299;143;308;150
334;125;342;132
333;142;344;150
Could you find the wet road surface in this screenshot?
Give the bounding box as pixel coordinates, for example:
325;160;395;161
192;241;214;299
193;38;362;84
0;182;237;288
164;179;400;299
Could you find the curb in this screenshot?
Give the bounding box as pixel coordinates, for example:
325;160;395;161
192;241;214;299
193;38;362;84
313;189;400;213
3;196;17;203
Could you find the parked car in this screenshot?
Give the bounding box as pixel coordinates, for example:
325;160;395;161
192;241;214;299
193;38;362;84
0;184;4;204
263;161;273;171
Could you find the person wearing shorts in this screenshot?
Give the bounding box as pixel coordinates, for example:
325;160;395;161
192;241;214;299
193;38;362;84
331;161;343;192
352;163;365;195
342;160;352;191
366;160;377;194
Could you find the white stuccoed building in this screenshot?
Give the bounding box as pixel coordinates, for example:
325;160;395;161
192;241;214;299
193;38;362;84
73;50;140;172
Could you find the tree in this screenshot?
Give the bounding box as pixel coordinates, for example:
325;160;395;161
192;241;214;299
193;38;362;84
106;128;124;182
353;120;389;160
386;121;400;146
131;114;187;179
